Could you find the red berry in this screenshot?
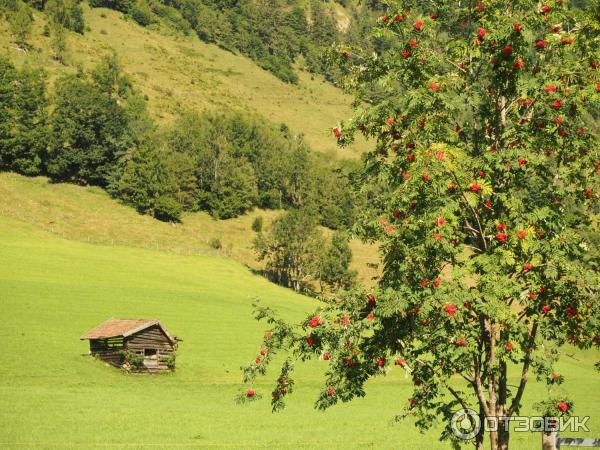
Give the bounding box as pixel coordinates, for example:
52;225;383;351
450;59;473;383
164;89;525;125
528;292;537;300
420;278;430;287
544;84;557;93
367;313;375;321
496;223;507;231
429;82;440;92
394;14;403;22
413;20;424;31
506;342;514;351
376;357;385;367
513;59;525;70
496;232;508;243
457;338;466;346
327;387;335;396
477;170;485;177
407;153;415;162
584;188;593;198
380;15;389;24
518;158;527;166
541;5;551;13
541;305;551;314
422;173;431;182
523;262;534;272
503;45;513;57
368;293;376;307
323;353;331;360
402;50;411;59
477;28;487;38
470;183;482;193
561;36;573;45
260;348;267;356
517;230;527;239
433;232;443;240
395;358;406;367
393;209;401;219
386;117;395;126
246;389;255;397
409;39;418;49
444;303;458;316
308;316;321;328
332;127;342;138
433;277;442;288
306;336;315;346
435;217;446;226
552;99;563;110
513;23;522;32
255;357;261;364
557;402;569;413
554;116;564;125
535;40;548;49
551;372;559;380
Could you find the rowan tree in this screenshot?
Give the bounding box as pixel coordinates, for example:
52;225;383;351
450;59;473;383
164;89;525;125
240;2;599;449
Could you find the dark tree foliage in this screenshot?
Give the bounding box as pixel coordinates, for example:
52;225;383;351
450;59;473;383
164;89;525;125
0;58;48;176
163;112;358;224
48;73;131;186
45;0;85;34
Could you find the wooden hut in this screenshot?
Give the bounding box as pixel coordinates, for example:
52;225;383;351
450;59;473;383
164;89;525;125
81;318;178;372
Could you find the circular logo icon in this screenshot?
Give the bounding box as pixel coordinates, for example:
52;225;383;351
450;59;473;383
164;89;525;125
451;408;481;440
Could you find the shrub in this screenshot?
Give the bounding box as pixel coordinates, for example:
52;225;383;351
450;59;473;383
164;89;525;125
119;350;144;371
153;195;182;222
251;216;263;232
209;237;222;250
165;353;176;371
129;0;154;26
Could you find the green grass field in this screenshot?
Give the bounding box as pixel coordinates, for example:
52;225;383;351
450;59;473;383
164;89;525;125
1;179;599;449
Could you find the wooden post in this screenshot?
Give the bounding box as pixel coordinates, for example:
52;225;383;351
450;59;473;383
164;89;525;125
542;430;558;450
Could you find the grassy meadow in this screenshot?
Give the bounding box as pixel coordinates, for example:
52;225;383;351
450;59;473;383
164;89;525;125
1;175;599;449
0;173;380;285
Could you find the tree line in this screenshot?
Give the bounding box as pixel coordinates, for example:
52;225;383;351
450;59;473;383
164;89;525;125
0;55;359;226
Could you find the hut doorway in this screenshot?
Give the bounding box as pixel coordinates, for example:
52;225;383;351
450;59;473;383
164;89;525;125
143;348;159;368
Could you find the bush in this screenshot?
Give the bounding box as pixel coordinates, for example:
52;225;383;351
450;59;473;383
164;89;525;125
251;216;263;232
165;353;176;371
129;0;154;26
153;195;182;222
209;237;222;250
119;350;144;371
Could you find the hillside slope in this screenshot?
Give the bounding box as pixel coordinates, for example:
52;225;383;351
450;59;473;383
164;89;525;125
0;172;381;284
0;5;361;157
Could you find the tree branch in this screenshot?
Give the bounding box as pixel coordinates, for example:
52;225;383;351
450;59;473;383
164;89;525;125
508;322;538;416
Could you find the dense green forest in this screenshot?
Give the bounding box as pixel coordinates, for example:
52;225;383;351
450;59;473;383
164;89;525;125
0;54;360;229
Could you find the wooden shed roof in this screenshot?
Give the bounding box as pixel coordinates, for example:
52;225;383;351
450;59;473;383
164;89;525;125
80;318;176;343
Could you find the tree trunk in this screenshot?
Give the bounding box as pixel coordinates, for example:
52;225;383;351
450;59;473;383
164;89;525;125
475;408;485;450
541;431;558;450
497;419;509;450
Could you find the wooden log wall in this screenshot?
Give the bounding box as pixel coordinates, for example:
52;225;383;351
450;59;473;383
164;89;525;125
125;325;176;372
